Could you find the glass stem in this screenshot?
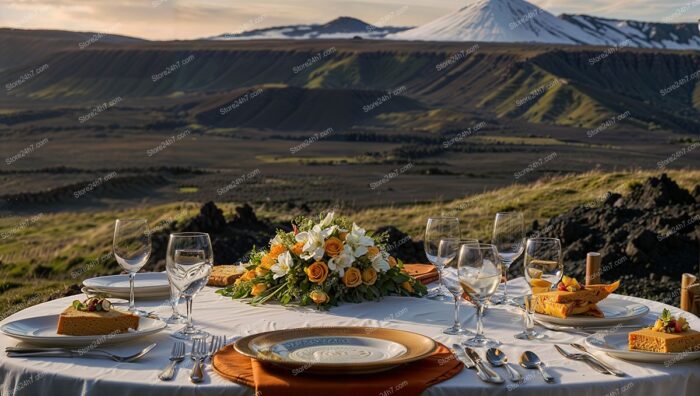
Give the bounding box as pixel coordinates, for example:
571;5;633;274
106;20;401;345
128;272;136;311
475;303;484;338
185;296;194;333
437;266;444;290
453;296;461;329
502;260;510;300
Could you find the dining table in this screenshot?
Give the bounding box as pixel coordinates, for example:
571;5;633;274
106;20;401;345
1;272;699;396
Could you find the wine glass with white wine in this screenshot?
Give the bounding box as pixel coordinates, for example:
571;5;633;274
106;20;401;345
166;232;214;340
459;243;502;348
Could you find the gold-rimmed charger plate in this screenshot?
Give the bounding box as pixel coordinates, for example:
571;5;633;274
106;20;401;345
234;327;437;374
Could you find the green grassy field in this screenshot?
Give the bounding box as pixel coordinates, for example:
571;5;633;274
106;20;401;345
2;170;697;318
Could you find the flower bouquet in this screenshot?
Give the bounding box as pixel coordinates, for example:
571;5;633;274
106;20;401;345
217;213;427;308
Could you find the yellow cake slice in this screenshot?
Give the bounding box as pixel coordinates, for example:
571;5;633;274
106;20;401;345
57;300;139;336
629;328;700;353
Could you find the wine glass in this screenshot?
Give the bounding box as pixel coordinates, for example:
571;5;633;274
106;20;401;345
424;217;460;301
167;232;213;340
523;237;563;290
491;212;524;305
440;238;478;335
113;219;151;316
514;294;544;340
459;243;502;348
165;283;186;324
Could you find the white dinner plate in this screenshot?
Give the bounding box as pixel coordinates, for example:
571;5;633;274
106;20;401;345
85;288;170;299
534;296;649;326
585;332;700;363
0;314;167;347
83;273;170;297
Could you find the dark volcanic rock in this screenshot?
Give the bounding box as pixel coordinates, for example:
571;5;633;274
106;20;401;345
374;226;427;263
524;174;699;305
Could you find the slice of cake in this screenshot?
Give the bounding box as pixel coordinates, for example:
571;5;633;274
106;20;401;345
207;264;245;287
57;298;139;336
629;309;700;353
533;276;619;318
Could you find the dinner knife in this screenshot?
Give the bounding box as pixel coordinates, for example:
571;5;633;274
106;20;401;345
450;344;475;369
463;346;504;384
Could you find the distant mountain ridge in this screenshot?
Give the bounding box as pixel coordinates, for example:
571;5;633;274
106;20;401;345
209;16;410;40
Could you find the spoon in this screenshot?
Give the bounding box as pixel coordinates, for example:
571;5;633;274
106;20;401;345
486;348;523;383
519;351;555;383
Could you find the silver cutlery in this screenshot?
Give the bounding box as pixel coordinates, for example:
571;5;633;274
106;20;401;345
554;345;610;375
486;348;523;383
450;344;475;369
463;346;504;384
158;342;185;381
190;338;208;383
569;343;625;377
519;351;555;383
6;343;156;363
536;320;644;335
207;335;226;363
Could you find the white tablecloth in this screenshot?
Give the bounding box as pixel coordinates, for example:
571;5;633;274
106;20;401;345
1;275;699;396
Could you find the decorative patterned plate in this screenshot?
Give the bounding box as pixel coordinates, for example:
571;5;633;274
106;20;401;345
234;327;437;374
534;296;649;326
585;332;700;363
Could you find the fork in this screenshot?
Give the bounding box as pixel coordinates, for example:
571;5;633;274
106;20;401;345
158;342;185;381
569;343;625;376
207;335;226;363
190;338;208;383
554;345;610;375
6;343;157;363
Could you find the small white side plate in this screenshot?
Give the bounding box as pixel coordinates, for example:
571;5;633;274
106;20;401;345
1;314;166;347
83;273;170;294
534;297;649;326
585;332;700;363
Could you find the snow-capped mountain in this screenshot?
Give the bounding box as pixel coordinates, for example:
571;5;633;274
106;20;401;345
390;0;598;44
209;17;409;40
561;14;700;50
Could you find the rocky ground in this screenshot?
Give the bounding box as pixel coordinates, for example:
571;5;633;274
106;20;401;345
142;173;698;306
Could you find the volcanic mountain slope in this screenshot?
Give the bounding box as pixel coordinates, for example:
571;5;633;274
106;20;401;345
390;0;599;44
210;17;409;40
2;39;700;133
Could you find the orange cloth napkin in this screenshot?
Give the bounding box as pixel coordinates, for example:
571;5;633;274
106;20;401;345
212;343;462;396
403;263;439;285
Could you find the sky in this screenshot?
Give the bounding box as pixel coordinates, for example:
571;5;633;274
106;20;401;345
1;0;699;40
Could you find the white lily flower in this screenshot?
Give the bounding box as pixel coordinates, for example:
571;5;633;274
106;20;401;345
371;252;391;273
328;246;355;276
345;223;374;258
319;212;334;228
295;229;326;261
271;251;293;279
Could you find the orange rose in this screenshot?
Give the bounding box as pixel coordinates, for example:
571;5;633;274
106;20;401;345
269;244;287;258
242;270;256;281
361;268;377;285
367;246;380;258
324;237;344;257
305;261;329;284
402;281;414;293
255;266;269;277
261;254;276;269
343;267;362;288
292;242;305;256
339;232;348;240
251;283;267;296
309;290;329;304
388;256;397;268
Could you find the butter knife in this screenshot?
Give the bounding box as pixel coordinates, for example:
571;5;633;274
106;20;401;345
463;346;504;384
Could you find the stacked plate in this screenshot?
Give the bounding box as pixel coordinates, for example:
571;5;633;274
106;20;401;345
83;272;170;299
233;327;437;374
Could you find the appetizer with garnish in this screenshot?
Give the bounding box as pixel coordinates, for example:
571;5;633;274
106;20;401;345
56;298;139;336
629;309;700;353
529;276;620;319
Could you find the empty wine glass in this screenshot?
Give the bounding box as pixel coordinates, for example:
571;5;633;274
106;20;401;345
523;237;563;290
167;232;213;340
424;217;460;301
441;238;478;335
514;294;544;340
459;243;502;348
491;212;524;305
113;219;151;316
